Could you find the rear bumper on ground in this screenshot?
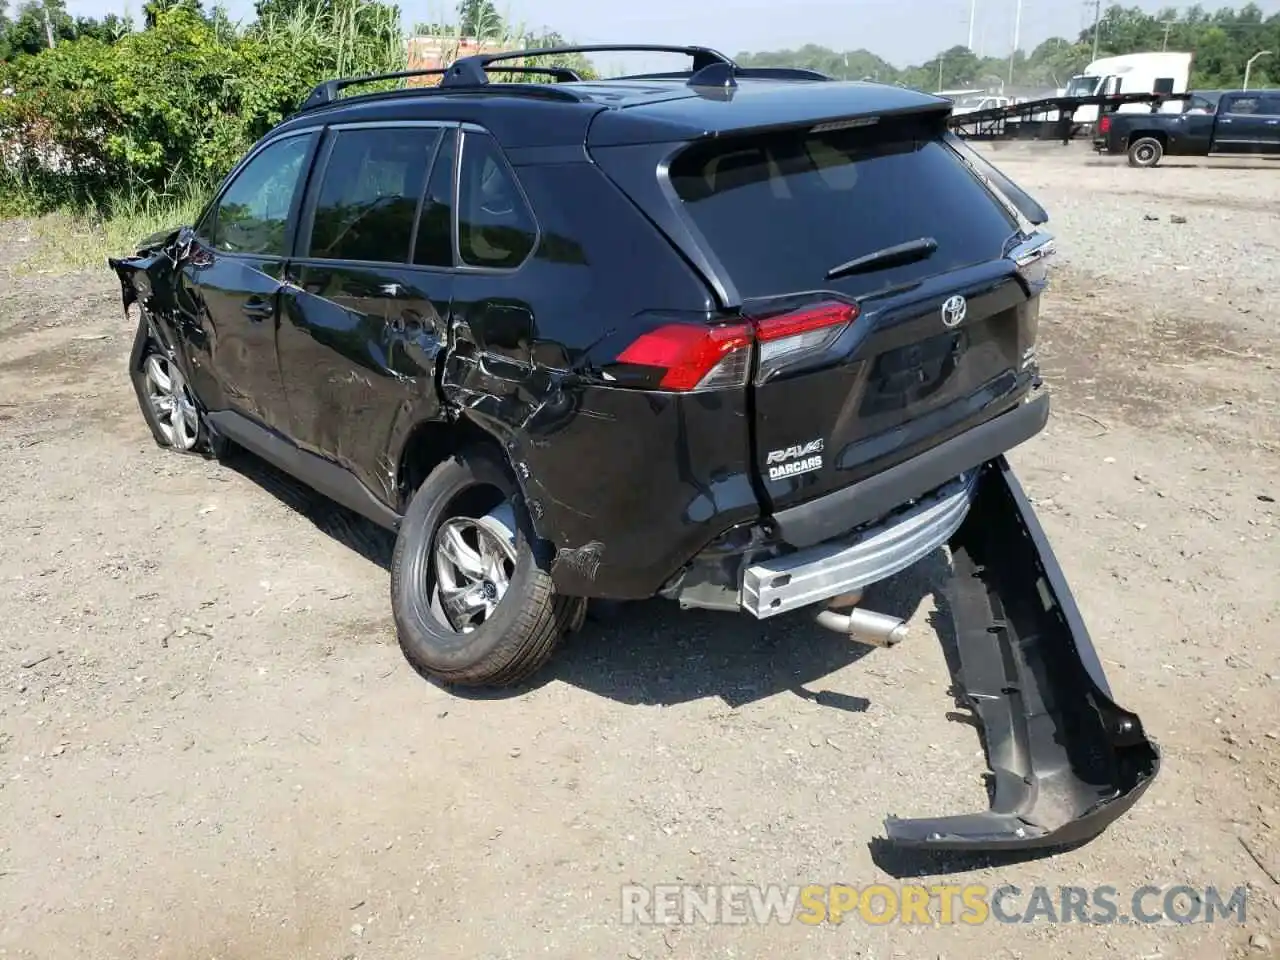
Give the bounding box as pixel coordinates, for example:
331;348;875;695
879;457;1159;849
742;454;1158;851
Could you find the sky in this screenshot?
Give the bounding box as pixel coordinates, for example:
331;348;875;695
59;0;1280;69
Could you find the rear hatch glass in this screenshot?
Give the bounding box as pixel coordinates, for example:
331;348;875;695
667;118;1018;299
667;118;1038;513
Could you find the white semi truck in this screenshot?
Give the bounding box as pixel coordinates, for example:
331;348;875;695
1063;51;1193;129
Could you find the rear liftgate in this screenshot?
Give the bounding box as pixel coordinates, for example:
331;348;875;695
879;456;1159;850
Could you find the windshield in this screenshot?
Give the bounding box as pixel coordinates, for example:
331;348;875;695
1064;75;1100;97
953;93;989;108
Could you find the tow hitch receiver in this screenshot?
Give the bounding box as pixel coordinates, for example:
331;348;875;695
883;456;1160;850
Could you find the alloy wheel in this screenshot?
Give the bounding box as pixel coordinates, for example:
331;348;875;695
143;353;200;451
432;503;518;632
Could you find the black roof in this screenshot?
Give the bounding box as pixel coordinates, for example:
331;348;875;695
275;76;948;149
274;45;950;150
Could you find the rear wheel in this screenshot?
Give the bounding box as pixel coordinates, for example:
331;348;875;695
390;446;582;688
1127;137;1164;168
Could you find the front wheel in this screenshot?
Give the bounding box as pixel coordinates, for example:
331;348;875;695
1127;137;1164;168
390;446;582;688
129;309;224;458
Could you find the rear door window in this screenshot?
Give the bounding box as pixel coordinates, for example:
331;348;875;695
668;120;1018;299
305;126;441;263
412;128;456;268
1224;96;1260;115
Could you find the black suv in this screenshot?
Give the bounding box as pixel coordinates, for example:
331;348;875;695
112;45;1157;850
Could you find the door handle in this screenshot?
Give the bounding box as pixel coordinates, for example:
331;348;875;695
242;299;274;320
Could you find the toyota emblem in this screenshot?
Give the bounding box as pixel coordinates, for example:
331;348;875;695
940;295;967;328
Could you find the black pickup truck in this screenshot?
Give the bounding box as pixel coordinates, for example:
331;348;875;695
1094;89;1280;166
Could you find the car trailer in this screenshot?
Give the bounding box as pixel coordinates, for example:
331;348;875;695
946;91;1194;141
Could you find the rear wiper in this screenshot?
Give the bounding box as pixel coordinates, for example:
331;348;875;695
825;237;938;281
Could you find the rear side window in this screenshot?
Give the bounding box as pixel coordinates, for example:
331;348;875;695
668;121;1019;299
457;131;537;269
307;126;441;263
1224;96;1260;114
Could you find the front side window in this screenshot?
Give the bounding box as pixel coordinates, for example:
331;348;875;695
210;134;315;257
307;126;442;263
1064;75;1099;97
457;131;537;269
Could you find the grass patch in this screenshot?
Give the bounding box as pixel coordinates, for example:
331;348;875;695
2;180;211;274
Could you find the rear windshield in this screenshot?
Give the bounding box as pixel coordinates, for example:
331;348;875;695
668;120;1018;299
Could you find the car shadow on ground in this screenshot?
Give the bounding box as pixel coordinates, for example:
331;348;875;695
222;445;966;713
220;447;1083;875
222;446;397;570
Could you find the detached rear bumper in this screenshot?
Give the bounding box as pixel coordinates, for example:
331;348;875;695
882;456;1160;850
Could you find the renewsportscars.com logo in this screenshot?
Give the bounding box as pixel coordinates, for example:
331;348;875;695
620;883;1250;926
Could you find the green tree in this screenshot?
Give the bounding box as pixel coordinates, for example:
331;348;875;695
457;0;503;39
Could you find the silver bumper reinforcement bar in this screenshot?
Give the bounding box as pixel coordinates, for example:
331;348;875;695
742;470;978;620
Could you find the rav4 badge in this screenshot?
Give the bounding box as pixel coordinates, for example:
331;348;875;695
766;439;824;481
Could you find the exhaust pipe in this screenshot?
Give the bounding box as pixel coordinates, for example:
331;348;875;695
814;597;909;647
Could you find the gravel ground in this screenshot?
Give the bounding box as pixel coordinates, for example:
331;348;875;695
0;142;1277;960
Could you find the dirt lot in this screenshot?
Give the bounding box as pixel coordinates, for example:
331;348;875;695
1;143;1278;960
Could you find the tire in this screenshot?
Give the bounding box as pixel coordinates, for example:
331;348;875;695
390;445;581;688
1127;137;1163;168
129;308;226;459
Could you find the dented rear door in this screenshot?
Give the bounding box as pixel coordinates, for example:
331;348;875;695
276;122;452;500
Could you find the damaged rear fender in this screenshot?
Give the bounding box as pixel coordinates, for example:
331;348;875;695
882;456;1159;850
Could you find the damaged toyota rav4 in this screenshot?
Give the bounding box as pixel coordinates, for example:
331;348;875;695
110;45;1159;850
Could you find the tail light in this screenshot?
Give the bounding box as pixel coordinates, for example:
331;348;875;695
752;301;857;383
1099;115;1111;134
616;321;753;391
614;300;858;392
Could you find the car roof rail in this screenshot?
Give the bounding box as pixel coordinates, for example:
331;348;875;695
461;43;736;78
297;44;798;112
298;65;589;111
612;66;832;84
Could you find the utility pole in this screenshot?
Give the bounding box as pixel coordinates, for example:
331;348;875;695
1008;0;1022;87
1090;0;1102;61
1161;19;1174;51
43;0;56;48
968;0;977;51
